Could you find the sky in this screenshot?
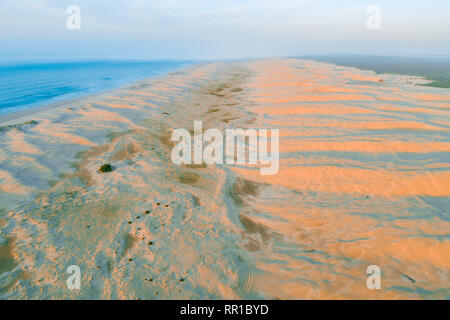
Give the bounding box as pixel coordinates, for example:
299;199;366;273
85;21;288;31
0;0;449;60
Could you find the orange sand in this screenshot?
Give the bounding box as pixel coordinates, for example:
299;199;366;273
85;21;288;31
0;58;449;300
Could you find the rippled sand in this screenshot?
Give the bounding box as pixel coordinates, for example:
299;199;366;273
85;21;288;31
0;59;449;299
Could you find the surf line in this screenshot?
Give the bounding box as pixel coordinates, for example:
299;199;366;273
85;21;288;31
170;120;279;175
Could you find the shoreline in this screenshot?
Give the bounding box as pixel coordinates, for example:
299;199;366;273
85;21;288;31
1;56;442;127
2;54;448;127
0;62;200;126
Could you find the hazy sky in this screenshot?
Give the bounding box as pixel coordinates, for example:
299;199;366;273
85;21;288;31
0;0;449;60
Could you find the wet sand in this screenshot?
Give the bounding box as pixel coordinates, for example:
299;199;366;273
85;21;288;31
0;58;449;299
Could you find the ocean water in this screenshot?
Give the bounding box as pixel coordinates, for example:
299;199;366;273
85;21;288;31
0;60;192;116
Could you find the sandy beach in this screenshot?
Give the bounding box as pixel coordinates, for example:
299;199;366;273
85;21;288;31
0;58;449;299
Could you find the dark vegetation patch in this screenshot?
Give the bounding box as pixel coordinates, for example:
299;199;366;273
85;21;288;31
303;55;450;88
99;163;113;173
0;120;37;134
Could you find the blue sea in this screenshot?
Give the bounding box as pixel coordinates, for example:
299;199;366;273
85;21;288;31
0;60;192;116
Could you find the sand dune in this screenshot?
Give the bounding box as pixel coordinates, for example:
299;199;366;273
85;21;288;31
0;59;449;299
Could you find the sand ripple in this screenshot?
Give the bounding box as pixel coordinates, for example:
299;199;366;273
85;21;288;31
0;59;448;299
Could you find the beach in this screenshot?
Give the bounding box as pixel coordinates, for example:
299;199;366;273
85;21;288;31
0;58;449;299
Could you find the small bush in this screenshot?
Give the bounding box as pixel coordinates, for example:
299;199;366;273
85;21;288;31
99;163;113;173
